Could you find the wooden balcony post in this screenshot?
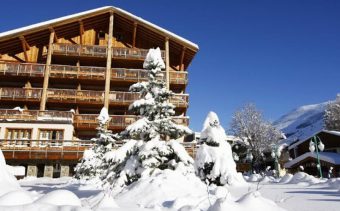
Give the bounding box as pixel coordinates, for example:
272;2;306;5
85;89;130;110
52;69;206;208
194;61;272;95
165;37;170;90
132;22;137;48
19;36;29;62
79;21;84;45
40;30;55;111
180;47;186;71
104;12;114;109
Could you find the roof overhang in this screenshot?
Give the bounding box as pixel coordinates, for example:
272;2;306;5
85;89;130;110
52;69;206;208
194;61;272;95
0;6;199;52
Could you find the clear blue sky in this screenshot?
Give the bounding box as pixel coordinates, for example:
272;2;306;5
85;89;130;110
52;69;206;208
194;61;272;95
1;0;339;132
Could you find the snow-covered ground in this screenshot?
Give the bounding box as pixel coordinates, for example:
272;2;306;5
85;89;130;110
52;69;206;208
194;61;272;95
0;172;338;211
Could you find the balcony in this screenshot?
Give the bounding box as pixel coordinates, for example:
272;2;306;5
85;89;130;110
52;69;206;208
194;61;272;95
0;87;42;102
0;62;188;85
0;139;197;160
0;87;188;108
0;109;73;123
48;43;165;60
0;62;45;77
51;43;107;58
74;114;189;129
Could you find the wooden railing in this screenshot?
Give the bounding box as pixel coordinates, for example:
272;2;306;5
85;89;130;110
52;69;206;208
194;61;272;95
0;61;187;85
0;109;73;123
51;43;107;57
49;43;165;60
50;64;106;80
0;139;94;160
0;139;198;160
0;62;45;76
74;114;189;128
0;87;42;101
0;87;188;107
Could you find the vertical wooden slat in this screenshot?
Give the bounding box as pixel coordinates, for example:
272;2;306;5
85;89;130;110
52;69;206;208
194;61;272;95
79;21;84;45
40;31;55;111
104;12;114;109
165;37;170;90
180;47;186;71
132;22;137;48
19;36;29;62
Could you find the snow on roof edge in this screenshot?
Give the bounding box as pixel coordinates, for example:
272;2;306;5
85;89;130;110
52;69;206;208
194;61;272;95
285;152;340;168
287;129;340;150
0;6;199;51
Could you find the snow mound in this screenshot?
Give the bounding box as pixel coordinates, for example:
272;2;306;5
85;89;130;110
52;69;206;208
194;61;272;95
93;193;120;210
288;172;321;185
0;149;20;196
208;191;286;211
279;173;293;184
247;174;263;182
116;170;207;210
260;176;275;183
326;178;340;189
35;189;82;206
0;190;34;206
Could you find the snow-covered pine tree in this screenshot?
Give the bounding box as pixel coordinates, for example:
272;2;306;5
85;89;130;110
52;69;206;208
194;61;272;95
74;107;117;180
195;112;245;186
101;48;193;190
325;94;340;131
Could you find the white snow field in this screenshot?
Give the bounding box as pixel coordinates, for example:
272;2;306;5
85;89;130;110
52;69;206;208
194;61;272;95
1;164;340;210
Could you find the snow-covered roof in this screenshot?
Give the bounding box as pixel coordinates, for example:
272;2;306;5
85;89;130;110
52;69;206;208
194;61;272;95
285;152;340;168
287;130;340;150
0;6;198;51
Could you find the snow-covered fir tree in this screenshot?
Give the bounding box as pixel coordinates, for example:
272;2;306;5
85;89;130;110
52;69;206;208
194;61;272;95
101;48;193;190
195;112;245;186
325;94;340;131
74;107;117;180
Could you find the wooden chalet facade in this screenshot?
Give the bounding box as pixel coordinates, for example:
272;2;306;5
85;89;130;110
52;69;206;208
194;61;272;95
0;6;198;177
284;130;340;177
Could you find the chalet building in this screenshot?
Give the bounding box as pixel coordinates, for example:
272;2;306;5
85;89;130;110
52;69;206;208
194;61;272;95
0;6;198;178
284;130;340;177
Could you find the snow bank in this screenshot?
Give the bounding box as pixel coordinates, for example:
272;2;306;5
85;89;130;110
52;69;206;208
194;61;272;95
246;174;263;182
35;189;82;206
0;149;20;196
0;190;33;206
116;169;208;210
279;173;293;184
326;178;340;189
6;165;25;177
288;172;321;185
208;191;286;211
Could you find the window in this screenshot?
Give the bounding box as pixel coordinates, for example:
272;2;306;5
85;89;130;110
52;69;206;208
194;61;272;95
39;129;64;146
6;128;32;146
98;31;106;40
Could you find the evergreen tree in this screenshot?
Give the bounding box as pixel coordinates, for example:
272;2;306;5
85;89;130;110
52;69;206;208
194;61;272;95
101;48;193;190
195;112;245;186
74;107;117;180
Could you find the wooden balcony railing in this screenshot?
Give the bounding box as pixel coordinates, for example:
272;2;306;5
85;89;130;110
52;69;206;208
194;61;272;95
49;43;165;60
0;87;188;107
0;109;73;123
0;139;198;160
0;62;45;77
50;64;106;80
0;61;188;85
0;87;42;101
74;114;189;129
51;43;107;57
47;88;104;104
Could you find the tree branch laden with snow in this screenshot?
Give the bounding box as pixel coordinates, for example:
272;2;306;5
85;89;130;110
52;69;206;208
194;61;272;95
101;48;193;191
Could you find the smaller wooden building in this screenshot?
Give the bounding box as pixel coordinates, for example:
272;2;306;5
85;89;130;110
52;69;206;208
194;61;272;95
284;130;340;177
